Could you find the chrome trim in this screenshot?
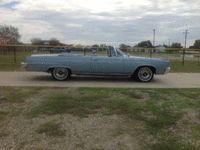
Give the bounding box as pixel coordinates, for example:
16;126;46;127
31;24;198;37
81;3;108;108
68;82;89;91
21;62;28;71
164;67;170;74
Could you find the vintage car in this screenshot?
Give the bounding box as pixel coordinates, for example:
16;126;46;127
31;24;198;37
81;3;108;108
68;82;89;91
49;47;71;53
21;46;170;82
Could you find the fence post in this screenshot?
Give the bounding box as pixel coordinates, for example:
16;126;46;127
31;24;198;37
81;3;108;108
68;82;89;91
150;49;152;58
182;49;185;66
14;46;16;63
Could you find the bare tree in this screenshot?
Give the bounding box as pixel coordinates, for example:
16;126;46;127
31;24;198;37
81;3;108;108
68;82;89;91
49;38;59;46
0;25;20;40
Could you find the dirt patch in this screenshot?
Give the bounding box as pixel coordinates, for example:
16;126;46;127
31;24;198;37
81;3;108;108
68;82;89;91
37;87;72;98
141;111;157;120
11;88;78;111
0;96;10;112
165;108;200;147
0;113;141;150
181;108;200;125
137;93;151;104
0;87;142;150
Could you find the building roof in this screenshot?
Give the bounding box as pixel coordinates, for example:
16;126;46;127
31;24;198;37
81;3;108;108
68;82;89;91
0;38;11;45
0;38;19;45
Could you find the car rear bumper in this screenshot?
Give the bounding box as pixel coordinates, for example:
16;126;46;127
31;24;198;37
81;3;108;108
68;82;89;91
21;62;28;71
164;67;170;74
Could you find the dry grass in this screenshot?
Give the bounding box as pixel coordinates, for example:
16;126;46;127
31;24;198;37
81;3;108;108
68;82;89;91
0;87;200;150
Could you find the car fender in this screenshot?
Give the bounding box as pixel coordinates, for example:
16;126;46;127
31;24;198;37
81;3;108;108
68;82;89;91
46;66;72;73
133;64;156;75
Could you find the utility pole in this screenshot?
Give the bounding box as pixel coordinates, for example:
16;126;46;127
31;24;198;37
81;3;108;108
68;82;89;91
153;29;155;46
183;30;188;48
182;30;188;66
151;29;155;58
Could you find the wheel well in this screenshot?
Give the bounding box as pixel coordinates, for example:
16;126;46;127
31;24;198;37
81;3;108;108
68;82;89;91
47;67;72;75
133;66;156;75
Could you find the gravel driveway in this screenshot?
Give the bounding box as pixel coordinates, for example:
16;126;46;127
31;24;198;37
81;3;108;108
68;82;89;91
0;72;200;88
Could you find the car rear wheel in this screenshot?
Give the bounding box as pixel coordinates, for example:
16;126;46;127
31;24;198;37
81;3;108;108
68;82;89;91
136;67;154;82
52;67;69;81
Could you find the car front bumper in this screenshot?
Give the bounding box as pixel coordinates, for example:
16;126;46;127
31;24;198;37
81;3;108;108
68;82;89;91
164;67;170;74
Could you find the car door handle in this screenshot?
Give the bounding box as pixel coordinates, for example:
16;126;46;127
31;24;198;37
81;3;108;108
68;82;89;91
93;59;97;61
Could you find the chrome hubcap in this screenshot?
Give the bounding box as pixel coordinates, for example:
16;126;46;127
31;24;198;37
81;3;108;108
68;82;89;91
54;68;68;80
138;67;152;81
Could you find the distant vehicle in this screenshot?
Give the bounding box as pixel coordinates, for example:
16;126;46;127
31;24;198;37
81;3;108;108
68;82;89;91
33;50;38;52
49;47;71;53
21;46;170;82
156;46;166;53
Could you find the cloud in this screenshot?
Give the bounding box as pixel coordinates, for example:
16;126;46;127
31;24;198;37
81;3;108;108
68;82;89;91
0;1;19;10
0;0;199;47
0;0;19;5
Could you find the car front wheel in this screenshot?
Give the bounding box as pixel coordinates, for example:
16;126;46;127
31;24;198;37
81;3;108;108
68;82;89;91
52;67;69;81
136;67;154;82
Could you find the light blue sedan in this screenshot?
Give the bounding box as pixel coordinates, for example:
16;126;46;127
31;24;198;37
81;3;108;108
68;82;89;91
21;46;170;82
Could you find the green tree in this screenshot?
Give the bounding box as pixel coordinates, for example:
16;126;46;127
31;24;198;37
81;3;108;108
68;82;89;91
100;44;107;51
189;46;195;49
119;44;131;48
137;40;152;47
170;43;182;48
30;38;43;45
189;40;200;49
92;44;99;50
163;44;168;48
0;25;20;40
192;40;200;49
167;42;182;53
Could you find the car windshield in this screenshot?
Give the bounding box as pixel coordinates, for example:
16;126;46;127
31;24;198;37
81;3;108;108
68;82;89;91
116;49;126;56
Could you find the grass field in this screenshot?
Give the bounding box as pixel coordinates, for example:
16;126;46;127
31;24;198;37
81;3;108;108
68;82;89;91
0;87;200;149
0;51;200;72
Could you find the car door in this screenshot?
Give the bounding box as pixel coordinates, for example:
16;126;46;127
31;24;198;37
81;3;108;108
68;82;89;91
91;56;125;75
68;56;92;74
55;55;92;74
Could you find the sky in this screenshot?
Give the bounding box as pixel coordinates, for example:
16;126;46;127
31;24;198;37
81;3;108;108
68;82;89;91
0;0;199;47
